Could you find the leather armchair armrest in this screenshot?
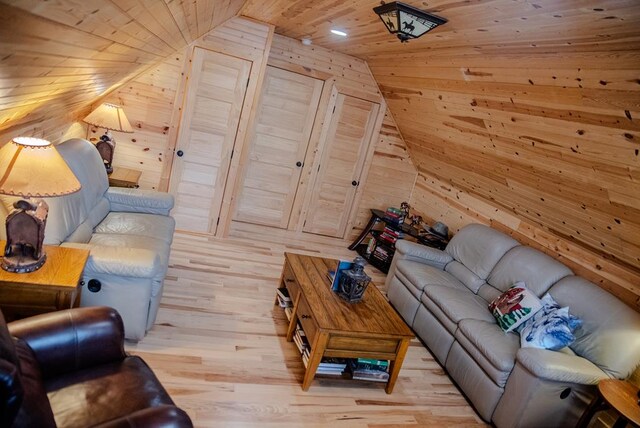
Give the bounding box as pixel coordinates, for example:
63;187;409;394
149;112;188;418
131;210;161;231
395;240;453;270
93;405;193;428
61;243;161;278
516;348;610;385
8;307;126;380
106;188;174;215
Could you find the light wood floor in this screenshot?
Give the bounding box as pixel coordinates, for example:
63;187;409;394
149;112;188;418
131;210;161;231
127;227;487;427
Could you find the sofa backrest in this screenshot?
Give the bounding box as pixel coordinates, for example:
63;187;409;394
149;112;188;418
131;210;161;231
486;246;573;297
549;276;640;379
444;224;519;293
43;138;110;245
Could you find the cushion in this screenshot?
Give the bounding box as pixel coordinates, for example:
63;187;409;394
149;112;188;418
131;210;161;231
456;319;520;386
94;212;175;244
520;306;582;351
46;356;175;428
423;285;496;333
489;283;542;332
549;276;640;378
396;260;466;299
487;246;573;296
445;224;519;280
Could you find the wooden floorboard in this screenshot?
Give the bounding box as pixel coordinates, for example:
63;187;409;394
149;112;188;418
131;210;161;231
127;229;487;427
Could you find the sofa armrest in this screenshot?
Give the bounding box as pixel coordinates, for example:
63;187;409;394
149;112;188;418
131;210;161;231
62;243;161;278
516;348;610;385
395;240;453;269
8;307;126;380
93;405;193;428
106;188;174;215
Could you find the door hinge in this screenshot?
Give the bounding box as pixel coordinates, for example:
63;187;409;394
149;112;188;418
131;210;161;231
230;150;234;160
317;164;321;172
332;105;336;114
216;217;220;226
246;77;250;88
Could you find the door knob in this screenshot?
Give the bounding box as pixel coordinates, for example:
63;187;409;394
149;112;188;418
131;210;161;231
176;150;184;157
296;161;303;167
352;180;359;186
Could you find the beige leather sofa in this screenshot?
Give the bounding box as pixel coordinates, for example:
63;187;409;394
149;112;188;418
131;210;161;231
0;138;175;341
386;223;640;428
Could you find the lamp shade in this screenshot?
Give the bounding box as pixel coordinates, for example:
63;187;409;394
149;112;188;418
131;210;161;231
83;103;134;133
0;137;81;197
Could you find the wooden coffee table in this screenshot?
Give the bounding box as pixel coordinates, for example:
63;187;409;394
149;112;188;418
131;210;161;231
278;252;414;393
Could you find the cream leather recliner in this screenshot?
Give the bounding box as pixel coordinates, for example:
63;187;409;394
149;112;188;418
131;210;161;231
386;223;640;428
0;138;175;341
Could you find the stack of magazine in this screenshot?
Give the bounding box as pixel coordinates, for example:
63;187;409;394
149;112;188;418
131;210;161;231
293;325;309;357
315;358;348;376
276;287;293;319
348;358;390;382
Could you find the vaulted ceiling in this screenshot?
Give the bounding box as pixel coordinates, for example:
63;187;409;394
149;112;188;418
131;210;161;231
0;0;244;138
1;1;639;298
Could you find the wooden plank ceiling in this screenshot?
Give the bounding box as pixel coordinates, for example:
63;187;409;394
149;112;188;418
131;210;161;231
0;0;244;139
0;0;638;303
241;0;640;288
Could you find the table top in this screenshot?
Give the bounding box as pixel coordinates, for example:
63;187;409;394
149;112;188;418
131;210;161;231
599;379;640;425
0;242;89;290
109;167;142;186
284;252;414;339
370;209;448;246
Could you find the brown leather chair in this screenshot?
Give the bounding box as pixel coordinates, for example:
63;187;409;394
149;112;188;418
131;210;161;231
0;306;192;428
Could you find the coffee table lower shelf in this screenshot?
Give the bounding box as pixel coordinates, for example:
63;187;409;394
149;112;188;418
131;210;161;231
278;298;410;394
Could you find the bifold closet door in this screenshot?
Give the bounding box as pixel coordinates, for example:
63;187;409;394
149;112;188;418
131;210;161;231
303;94;380;238
233;66;323;228
169;48;251;234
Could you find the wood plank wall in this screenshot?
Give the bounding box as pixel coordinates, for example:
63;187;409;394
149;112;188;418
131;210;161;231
264;34;417;238
101;16;273;196
352;111;417;238
93;53;186;190
0;0;242;147
369;43;640;310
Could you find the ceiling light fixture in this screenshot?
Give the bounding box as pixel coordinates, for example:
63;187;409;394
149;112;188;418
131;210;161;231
373;1;447;43
330;29;348;37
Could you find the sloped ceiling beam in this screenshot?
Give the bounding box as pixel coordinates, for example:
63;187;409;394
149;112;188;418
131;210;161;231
0;0;246;141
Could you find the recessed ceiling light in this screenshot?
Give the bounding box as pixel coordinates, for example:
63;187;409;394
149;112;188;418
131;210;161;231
330;29;348;37
301;38;312;45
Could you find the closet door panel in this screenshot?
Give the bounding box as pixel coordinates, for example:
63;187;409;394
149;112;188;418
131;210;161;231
233;66;323;228
303;94;380;238
169;48;251;234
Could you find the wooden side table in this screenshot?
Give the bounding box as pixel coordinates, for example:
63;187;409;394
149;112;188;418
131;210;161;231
109;167;141;188
577;379;640;428
0;242;90;321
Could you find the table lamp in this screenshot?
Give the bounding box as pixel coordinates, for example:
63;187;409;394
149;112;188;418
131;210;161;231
82;103;133;174
0;137;81;273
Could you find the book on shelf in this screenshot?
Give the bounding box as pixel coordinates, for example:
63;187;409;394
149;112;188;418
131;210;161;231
276;293;292;309
316;358;348;376
378;232;397;245
327;259;353;291
284;306;292;320
277;287;291;302
348;358;390;383
293;326;310;354
382;226;403;239
372;246;390;263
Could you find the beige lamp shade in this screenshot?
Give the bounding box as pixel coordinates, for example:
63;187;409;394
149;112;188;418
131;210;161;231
83;103;134;133
0;137;81;197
